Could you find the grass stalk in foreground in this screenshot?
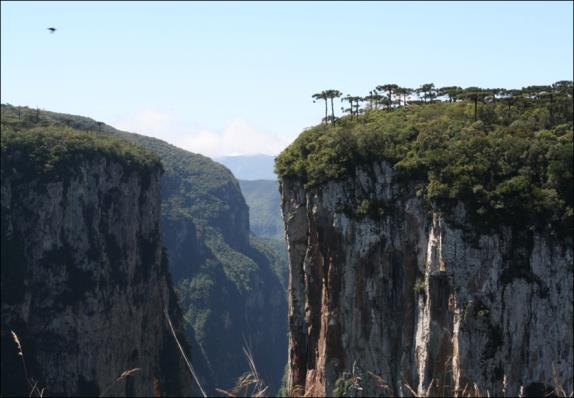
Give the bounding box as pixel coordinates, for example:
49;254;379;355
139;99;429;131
10;330;45;397
163;307;208;398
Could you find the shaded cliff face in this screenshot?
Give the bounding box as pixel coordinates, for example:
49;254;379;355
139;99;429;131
1;105;288;393
1;133;193;396
281;161;573;397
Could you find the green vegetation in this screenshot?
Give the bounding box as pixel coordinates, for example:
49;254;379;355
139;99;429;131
414;276;426;295
1;103;287;392
250;235;288;291
276;82;573;237
313;90;343;124
237;179;288;290
333;363;364;397
238;179;284;239
204;228;260;294
1;105;161;179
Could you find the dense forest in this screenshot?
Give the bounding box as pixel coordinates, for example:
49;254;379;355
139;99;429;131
276;81;573;237
0;110;160;177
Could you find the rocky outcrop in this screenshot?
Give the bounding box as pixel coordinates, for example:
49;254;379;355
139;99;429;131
0;105;287;395
1;153;194;396
281;161;573;397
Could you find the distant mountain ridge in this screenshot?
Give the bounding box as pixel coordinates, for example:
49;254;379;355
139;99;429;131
216;154;277;180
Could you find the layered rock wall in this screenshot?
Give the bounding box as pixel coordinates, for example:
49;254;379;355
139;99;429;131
281;161;573;396
1;156;193;396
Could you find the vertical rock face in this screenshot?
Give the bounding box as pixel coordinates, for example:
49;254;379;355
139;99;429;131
281;161;573;396
1;155;192;396
0;106;287;395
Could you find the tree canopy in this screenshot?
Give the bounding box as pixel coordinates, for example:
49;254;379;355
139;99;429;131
310;81;573;126
277;81;573;238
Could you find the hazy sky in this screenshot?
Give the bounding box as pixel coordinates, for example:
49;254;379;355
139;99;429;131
2;1;573;157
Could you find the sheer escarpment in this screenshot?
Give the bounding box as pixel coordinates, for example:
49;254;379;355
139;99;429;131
1;149;193;396
281;161;573;397
0;105;288;393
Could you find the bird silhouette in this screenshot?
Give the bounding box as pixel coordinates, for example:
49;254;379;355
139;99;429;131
47;27;56;33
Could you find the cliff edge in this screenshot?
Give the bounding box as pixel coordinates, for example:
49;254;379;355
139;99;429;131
277;101;573;396
1;125;193;396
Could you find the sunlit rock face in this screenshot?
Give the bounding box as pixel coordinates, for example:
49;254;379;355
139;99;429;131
281;160;572;397
1;155;193;397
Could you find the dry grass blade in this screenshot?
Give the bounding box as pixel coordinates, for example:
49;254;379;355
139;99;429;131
163;307;207;398
461;383;470;397
425;379;435;396
99;368;141;397
216;345;269;397
403;382;419;397
551;364;574;397
366;371;393;395
11;330;43;397
29;380;38;397
215;387;238;397
242;343;268;396
118;368;141;381
11;330;23;356
402;378;435;398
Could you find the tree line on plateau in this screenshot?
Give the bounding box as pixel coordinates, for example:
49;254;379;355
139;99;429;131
312;81;573;124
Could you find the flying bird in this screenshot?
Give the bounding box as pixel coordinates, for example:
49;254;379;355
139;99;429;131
47;27;56;33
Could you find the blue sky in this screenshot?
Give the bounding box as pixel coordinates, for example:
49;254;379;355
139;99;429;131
2;1;573;156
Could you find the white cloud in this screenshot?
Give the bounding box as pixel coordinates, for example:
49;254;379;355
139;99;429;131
114;109;179;142
179;119;289;157
114;109;289;157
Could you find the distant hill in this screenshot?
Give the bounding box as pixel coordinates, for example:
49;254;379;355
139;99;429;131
238;179;288;290
216;154;277;180
239;179;283;239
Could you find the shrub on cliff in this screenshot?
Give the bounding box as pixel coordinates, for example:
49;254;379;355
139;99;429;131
275;100;573;237
1;108;161;179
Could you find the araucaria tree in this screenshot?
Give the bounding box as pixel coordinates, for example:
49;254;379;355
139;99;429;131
416;83;436;103
365;90;383;110
311;80;572;125
342;95;363;119
459;87;488;121
312;91;329;124
395;87;413;107
376;84;400;109
325;90;342;124
438;86;462;102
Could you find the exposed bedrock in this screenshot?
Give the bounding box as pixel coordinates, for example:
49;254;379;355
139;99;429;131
1;156;193;397
281;160;573;397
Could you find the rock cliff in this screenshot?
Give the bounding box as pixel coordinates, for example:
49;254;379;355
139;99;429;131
281;160;573;397
1;128;194;396
0;105;287;393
